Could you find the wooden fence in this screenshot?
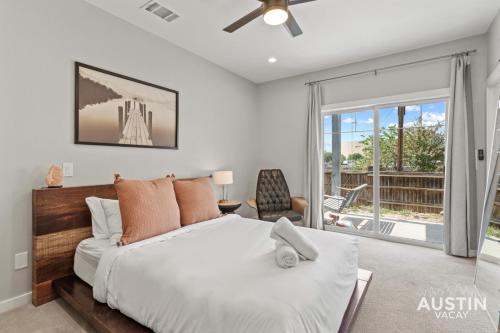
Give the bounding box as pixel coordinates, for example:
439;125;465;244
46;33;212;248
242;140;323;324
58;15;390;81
324;171;444;214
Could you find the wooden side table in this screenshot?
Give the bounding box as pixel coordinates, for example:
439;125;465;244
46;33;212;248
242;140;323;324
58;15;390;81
218;200;242;214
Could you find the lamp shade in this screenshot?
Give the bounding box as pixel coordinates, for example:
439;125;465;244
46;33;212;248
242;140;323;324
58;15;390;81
213;171;233;185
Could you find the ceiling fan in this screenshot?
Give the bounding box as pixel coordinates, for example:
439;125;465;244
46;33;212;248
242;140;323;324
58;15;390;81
223;0;317;38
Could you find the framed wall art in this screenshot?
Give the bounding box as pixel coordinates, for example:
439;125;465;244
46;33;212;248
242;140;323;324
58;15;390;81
75;62;179;149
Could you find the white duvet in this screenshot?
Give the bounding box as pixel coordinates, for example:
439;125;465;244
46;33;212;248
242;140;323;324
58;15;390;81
94;215;358;333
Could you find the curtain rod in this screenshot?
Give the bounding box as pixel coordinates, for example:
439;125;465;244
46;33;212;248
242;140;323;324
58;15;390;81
304;49;477;86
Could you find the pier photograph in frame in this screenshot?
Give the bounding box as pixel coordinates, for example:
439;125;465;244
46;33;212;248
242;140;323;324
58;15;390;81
75;62;178;149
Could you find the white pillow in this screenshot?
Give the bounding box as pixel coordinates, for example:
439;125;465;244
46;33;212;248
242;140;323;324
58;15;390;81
100;199;123;245
85;197;109;240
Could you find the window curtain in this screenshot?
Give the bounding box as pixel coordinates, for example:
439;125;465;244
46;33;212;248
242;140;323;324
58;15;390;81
304;84;323;229
443;54;478;257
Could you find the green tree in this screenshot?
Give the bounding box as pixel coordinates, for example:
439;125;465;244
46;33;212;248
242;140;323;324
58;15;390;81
348;153;363;161
324;151;333;163
357;123;445;172
325;152;346;164
356;125;399;171
403;125;445;172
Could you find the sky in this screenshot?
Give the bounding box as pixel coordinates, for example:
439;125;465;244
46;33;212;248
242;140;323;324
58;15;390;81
80;67;177;107
324;101;446;152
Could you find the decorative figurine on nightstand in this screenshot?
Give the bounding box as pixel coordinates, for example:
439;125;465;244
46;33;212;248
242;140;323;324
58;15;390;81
45;165;64;188
213;170;241;214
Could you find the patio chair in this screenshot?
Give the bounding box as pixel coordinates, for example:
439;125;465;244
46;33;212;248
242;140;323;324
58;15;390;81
247;169;307;226
324;184;368;227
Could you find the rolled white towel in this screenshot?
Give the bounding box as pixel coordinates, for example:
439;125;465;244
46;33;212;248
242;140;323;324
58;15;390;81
274;241;299;269
270;217;319;261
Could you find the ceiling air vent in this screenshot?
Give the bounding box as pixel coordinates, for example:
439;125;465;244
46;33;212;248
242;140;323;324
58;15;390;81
141;1;179;23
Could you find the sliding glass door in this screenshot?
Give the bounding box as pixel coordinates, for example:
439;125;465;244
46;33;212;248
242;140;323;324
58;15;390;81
323;100;446;246
323;110;376;233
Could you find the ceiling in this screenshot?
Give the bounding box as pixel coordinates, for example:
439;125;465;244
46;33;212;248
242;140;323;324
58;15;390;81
84;0;500;83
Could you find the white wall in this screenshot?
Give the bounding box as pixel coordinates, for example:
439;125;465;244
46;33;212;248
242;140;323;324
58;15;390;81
487;9;500;75
257;35;488;239
0;0;258;304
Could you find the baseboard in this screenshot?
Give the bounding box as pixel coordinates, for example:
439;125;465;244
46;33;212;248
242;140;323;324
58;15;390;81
0;292;32;314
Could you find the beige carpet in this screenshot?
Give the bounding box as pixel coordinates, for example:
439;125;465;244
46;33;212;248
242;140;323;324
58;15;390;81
351;237;494;333
0;298;97;333
0;236;495;333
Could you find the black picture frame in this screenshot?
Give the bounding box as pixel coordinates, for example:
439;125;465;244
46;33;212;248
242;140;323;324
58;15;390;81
74;62;179;149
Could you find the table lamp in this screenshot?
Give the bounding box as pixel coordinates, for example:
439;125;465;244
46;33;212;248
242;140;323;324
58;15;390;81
213;171;233;202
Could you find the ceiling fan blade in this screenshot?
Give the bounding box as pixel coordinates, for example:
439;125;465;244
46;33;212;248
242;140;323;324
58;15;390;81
284;11;303;37
289;0;317;5
223;6;264;33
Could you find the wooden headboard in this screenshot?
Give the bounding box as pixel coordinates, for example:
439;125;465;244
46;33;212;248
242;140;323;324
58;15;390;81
32;184;117;306
32;175;207;306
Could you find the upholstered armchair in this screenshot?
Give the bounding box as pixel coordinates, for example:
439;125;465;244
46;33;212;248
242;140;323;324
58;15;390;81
247;169;308;225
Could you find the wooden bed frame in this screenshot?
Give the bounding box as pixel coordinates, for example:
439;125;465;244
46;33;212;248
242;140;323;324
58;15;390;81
32;184;372;333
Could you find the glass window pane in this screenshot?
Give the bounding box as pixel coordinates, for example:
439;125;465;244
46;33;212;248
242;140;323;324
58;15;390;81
379;107;398;130
403;105;421;128
323;110;373;233
378;102;445;244
421;101;446;127
340;113;354;133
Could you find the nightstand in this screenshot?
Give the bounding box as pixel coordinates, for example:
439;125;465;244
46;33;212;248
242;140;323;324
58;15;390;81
218;200;242;214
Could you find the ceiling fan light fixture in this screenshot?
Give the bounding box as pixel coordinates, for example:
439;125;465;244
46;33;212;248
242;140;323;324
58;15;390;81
223;0;313;37
263;8;289;26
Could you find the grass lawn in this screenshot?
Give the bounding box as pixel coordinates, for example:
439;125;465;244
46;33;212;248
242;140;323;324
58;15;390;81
487;224;500;240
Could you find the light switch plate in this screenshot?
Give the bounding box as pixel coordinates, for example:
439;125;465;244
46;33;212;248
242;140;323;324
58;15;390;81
63;162;74;177
14;252;28;270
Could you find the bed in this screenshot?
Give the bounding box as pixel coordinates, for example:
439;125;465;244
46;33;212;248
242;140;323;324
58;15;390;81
74;237;111;287
32;184;372;333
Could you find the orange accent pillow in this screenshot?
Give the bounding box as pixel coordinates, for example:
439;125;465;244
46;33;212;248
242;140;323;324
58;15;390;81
174;177;221;226
115;177;181;245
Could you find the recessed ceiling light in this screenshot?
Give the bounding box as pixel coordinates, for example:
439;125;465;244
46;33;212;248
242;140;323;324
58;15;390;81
268;57;277;64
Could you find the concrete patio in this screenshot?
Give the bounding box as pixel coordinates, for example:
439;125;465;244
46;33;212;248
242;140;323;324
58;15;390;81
324;212;444;244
